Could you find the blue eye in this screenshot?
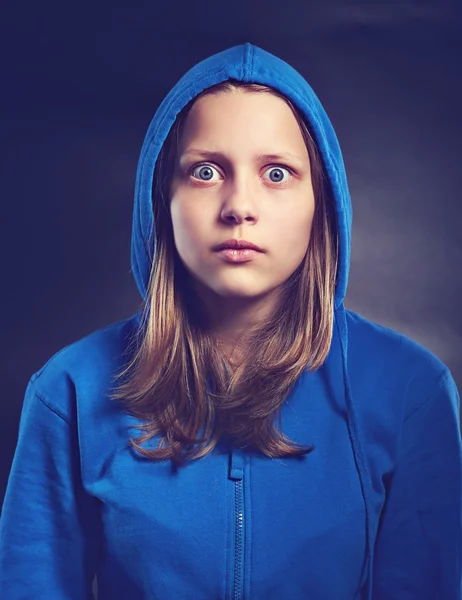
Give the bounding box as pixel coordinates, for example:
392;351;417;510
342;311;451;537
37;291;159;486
189;163;292;183
191;164;219;181
265;166;291;183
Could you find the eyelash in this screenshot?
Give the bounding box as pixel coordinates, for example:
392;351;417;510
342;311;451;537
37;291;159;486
189;163;294;183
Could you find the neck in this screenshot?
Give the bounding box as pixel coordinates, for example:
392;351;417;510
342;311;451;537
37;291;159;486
189;278;282;360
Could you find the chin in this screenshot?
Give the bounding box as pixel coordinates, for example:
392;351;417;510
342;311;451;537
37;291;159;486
210;284;275;300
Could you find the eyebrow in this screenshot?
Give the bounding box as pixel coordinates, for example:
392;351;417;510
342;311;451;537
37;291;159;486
181;149;305;167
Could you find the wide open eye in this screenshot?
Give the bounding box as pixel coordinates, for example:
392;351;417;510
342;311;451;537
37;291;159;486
263;166;292;184
190;164;221;182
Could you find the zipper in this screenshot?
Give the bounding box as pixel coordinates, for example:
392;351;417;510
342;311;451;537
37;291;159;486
229;452;245;600
234;479;244;600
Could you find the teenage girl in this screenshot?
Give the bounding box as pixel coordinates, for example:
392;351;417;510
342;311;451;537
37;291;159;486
1;43;461;600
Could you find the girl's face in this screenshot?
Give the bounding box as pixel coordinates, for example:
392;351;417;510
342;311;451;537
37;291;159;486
169;89;315;309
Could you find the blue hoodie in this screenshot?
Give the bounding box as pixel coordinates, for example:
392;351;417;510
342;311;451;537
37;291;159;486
1;43;461;600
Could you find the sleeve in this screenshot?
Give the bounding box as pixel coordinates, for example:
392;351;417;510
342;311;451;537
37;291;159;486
372;369;462;599
0;378;102;599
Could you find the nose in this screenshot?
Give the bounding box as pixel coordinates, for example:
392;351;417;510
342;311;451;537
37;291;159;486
220;175;258;224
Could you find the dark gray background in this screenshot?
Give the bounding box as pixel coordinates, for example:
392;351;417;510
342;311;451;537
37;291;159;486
1;1;461;508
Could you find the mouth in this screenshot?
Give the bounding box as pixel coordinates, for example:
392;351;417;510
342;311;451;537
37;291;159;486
213;239;265;252
215;247;262;263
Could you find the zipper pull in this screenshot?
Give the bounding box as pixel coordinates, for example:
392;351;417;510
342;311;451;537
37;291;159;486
229;451;244;480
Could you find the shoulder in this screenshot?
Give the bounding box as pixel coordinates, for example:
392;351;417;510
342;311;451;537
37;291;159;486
28;314;140;421
344;307;449;375
343;308;454;420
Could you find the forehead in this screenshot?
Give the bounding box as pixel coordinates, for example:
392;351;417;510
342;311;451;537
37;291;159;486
179;89;307;154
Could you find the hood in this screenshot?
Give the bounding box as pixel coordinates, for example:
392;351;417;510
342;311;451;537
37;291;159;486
130;43;373;598
131;42;351;308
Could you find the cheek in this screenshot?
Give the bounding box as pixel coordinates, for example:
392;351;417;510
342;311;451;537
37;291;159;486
170;198;205;256
275;208;314;255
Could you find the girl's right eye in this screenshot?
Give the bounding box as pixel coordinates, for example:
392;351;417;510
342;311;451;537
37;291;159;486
190;164;220;182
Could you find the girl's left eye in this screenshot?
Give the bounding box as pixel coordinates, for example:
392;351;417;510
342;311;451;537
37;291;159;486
263;166;292;184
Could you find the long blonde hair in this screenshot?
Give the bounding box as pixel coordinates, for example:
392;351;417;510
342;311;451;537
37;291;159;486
111;80;339;466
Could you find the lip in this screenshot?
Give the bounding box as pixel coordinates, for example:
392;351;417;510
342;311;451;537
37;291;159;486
217;248;260;263
213;238;265;252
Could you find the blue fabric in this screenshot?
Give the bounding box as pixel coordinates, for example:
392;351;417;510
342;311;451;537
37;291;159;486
1;43;461;600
